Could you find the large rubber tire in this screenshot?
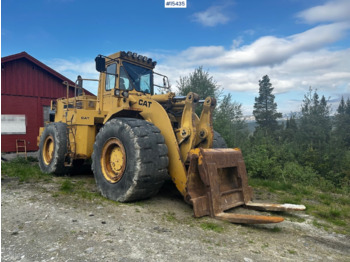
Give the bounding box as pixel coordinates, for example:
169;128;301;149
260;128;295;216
212;130;228;148
38;122;68;175
92;118;169;202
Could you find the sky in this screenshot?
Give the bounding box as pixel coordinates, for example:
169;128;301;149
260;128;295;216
2;0;350;115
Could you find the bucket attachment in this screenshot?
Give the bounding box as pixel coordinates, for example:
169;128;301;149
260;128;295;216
186;148;305;224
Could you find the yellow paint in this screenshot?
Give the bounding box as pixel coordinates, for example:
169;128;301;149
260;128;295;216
37;51;218;197
100;138;126;183
43;135;54;165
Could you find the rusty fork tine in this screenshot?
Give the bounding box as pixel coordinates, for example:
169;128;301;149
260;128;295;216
186;148;305;224
215;212;284;224
245;202;306;212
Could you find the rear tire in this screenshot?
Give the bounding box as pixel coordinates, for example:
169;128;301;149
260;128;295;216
38;122;68;175
92;118;169;202
212;130;228;148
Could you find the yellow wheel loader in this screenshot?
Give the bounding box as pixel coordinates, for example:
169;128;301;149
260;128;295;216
38;51;305;224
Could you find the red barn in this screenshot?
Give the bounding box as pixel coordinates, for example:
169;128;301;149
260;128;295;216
1;52;95;153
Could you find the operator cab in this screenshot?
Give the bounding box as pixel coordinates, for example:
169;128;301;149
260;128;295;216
95;51;170;96
119;61;152;94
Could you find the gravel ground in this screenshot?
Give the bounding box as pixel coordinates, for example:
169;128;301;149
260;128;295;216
1;173;350;262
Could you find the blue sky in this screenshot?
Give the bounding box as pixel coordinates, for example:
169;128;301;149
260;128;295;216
2;0;350;115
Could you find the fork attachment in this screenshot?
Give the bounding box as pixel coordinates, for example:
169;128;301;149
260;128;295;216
185;148;305;224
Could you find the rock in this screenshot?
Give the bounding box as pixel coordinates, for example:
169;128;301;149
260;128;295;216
85;247;94;253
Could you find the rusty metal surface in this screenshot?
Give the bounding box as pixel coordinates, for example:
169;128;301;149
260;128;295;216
185;148;298;224
186;148;254;218
215;212;284;224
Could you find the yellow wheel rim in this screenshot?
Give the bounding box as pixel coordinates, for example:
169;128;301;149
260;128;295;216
101;138;126;183
43;135;54;165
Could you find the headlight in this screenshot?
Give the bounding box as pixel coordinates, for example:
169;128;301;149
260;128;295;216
132;53;138;59
127;51;133;57
137;55;143;61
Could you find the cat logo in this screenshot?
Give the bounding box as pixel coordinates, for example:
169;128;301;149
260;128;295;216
81;116;90;120
138;99;152;108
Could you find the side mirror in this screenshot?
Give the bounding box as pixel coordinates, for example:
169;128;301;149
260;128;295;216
95;55;106;72
76;75;83;96
77;75;83;88
163;77;167;87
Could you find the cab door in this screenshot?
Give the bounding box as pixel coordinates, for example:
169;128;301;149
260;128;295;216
102;63;117;112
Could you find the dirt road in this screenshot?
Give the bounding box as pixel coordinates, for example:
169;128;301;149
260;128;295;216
2;174;350;262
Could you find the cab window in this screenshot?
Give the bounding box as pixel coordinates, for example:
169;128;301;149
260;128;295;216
119;67;131;90
105;63;117;91
123;62;153;94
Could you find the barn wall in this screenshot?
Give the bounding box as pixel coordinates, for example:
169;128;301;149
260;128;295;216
1;58;75;98
1;57;75;152
1;95;43;152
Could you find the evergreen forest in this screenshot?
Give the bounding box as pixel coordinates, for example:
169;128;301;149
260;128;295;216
177;67;350;193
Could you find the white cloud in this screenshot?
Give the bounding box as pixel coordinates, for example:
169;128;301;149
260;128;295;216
48;47;350;114
47;46;350;114
192;5;231;27
46;1;350;114
152;17;350;113
297;0;350;23
47;58;99;94
159;22;350;70
231;37;243;48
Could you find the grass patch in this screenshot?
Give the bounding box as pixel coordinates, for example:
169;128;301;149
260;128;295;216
1;157;49;182
280;195;303;204
249;178;293;192
2;157;105;203
288;250;297;255
164;212;177;222
249;178;350;235
200;222;224;233
271;226;282;232
312;220;331;231
280;213;306;223
58;178;104;202
60;179;74;193
261;243;269;248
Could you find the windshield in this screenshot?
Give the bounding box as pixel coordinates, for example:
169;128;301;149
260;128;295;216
122;62;153;94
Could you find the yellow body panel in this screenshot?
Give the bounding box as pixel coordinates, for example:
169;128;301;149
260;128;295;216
138;98;188;196
73;125;96;158
38;51;211;196
50;96;106;159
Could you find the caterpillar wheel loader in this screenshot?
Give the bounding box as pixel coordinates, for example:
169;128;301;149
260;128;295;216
38;51;305;224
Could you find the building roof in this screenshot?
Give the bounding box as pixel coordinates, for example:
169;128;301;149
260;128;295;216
1;52;95;96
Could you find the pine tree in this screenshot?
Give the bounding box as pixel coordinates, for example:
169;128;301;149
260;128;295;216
283;114;298;141
177;66;222;116
177;66;222;99
214;93;247;147
177;68;248;146
337;96;346;114
299;88;331;150
253;75;282;135
334;96;350;147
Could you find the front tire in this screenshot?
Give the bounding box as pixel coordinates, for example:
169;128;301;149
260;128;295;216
38;122;68;175
92;118;169;202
